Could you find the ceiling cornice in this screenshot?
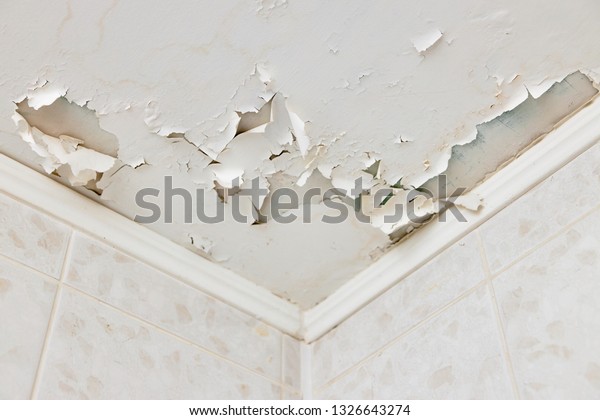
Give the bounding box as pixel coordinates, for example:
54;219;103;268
2;96;599;342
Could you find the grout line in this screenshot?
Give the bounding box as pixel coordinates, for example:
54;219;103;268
313;279;486;393
0;188;301;338
61;284;286;388
486;203;600;281
3;125;600;348
0;193;76;279
29;231;75;399
475;230;492;279
28;286;62;399
64;231;289;338
0;252;59;285
476;204;600;400
476;230;521;399
310;163;600;394
487;282;521;399
315;199;599;395
312;202;600;396
303;231;474;341
0;224;286;389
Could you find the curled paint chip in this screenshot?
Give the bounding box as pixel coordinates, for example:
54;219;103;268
411;29;443;53
453;193;483;211
211;93;311;189
13;110;116;186
20;80;68;110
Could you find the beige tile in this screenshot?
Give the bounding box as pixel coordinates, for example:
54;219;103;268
0;258;57;398
315;286;512;399
494;209;600;398
480;143;600;273
37;287;281;399
0;193;71;278
311;233;485;387
281;389;302;400
65;233;281;380
282;335;302;391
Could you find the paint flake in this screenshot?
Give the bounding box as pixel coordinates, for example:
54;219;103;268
411;29;443;53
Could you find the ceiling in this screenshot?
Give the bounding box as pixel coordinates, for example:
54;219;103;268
1;0;600;308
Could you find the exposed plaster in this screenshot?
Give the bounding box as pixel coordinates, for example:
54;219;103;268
12;106;116;187
1;0;600;307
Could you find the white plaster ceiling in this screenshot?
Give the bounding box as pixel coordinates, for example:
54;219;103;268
1;1;600;308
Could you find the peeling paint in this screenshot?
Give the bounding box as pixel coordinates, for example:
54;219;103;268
1;1;600;307
13;103;116;187
411;29;443;53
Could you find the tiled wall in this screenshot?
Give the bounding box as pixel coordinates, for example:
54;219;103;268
0;192;301;399
311;142;600;399
2;141;599;400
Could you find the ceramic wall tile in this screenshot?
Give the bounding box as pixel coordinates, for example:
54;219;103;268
315;286;513;399
281;388;302;400
0;258;57;398
37;287;281;399
311;233;485;388
493;209;600;398
0;193;71;278
64;233;282;381
282;335;302;392
480;143;600;273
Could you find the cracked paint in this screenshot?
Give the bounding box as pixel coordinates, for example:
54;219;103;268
1;0;600;307
13;106;116;187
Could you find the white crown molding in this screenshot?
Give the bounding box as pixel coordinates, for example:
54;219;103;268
1;97;599;343
0;153;302;337
301;96;600;342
